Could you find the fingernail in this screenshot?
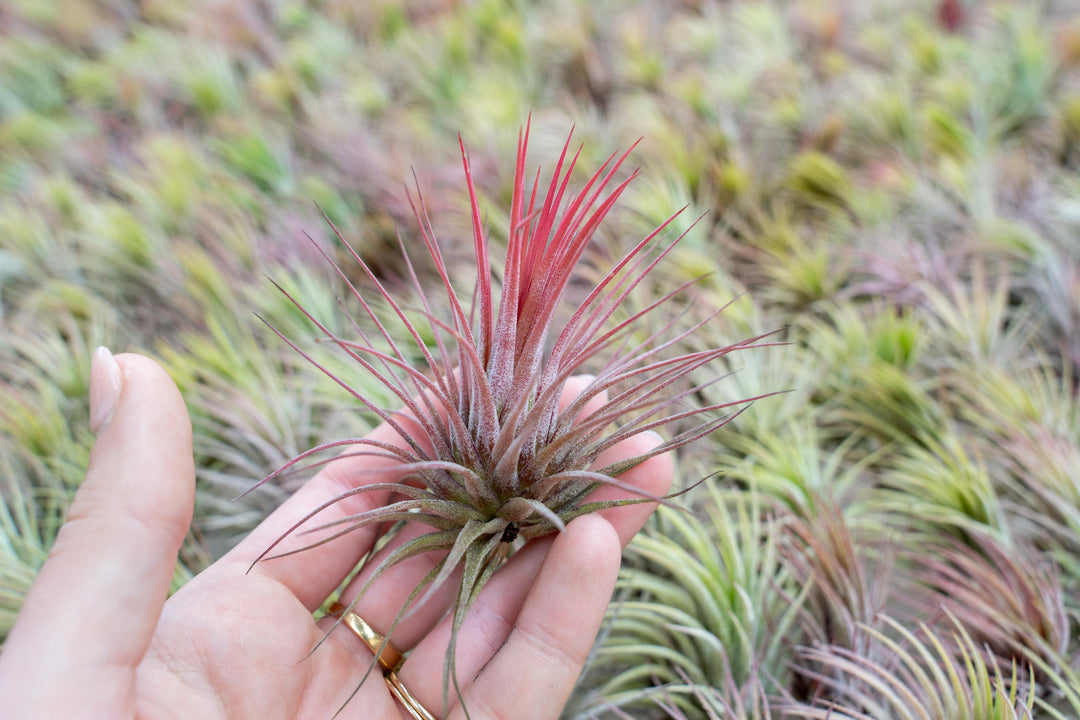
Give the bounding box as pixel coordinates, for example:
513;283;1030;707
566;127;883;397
90;346;122;434
641;430;665;448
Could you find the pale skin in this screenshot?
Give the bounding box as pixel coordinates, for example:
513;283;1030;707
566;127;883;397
0;351;673;719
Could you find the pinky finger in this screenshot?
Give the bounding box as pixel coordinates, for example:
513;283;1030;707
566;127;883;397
449;514;621;720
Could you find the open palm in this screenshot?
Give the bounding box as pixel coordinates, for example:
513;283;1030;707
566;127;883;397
0;353;671;720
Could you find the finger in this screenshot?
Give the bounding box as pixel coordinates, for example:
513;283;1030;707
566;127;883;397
0;350;195;713
588;429;674;546
393;525;558;704
333;375;610;646
450;514;620;720
330;520;464;649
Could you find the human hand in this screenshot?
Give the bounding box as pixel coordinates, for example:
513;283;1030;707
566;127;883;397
0;349;672;719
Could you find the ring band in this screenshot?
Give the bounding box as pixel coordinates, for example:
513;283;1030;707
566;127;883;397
328;602;404;674
386;670;439;720
327;602;439;720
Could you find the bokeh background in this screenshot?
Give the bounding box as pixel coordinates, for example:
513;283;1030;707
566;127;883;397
3;0;1080;716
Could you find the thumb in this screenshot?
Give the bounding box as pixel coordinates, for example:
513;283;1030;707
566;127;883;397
0;349;195;715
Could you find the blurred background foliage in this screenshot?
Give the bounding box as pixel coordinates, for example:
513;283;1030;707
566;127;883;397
3;0;1080;716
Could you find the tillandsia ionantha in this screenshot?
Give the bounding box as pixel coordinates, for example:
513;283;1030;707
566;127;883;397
250;123;774;713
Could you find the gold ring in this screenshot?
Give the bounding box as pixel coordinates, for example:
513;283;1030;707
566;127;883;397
385;670;439;720
328;602;405;674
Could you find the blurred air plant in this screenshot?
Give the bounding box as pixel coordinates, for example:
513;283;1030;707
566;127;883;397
921;264;1041;369
786;614;1037;720
950;357;1080;590
0;448;67;642
781;500;890;669
251;125;773;710
717;418;869;517
874;432;1006;539
908;532;1070;678
584;487;803;719
580;666;776;720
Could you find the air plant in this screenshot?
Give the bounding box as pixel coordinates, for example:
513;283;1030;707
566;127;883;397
781;499;889;662
908;532;1070;675
586;486;803;718
787;614;1037;720
251;124;773;710
579;666;776;720
0;446;67;643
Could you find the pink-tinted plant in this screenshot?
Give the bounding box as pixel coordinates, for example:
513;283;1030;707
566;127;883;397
253;123;772;709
